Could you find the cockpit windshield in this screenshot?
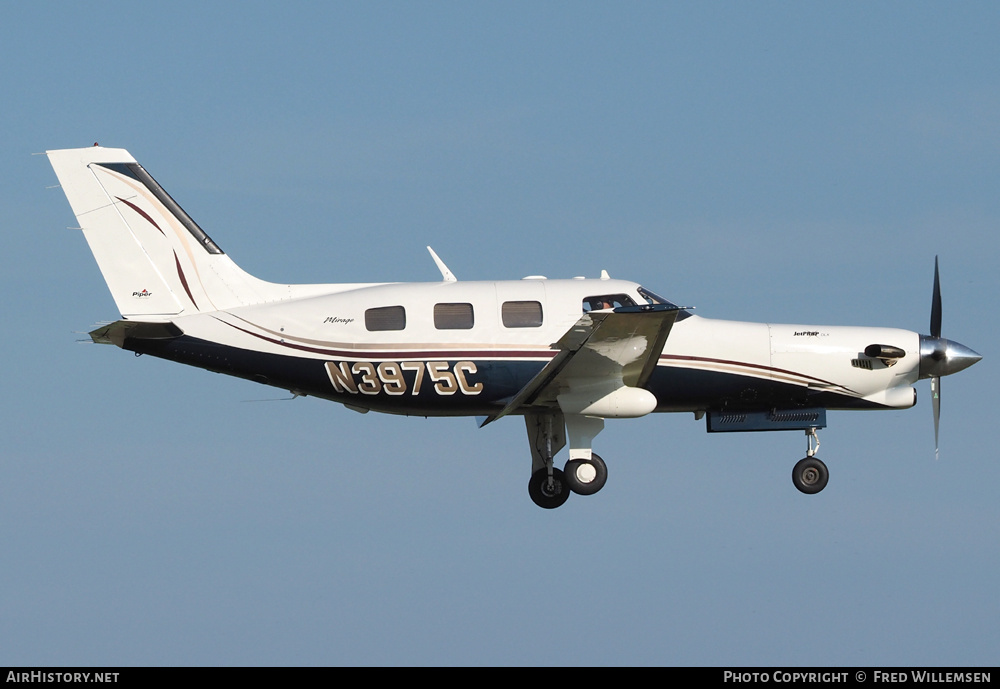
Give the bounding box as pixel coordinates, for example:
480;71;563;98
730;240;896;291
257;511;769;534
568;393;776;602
638;286;675;307
638;286;692;320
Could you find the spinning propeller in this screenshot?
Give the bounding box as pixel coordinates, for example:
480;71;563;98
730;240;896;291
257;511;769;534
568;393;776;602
918;257;981;458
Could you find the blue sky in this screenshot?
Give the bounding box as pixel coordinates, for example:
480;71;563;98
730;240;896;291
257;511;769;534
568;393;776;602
2;2;997;665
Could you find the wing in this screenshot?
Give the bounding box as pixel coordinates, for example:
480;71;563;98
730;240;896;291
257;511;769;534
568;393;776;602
480;304;683;426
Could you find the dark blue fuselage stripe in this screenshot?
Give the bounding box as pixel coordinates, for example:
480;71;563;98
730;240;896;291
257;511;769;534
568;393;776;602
124;335;881;416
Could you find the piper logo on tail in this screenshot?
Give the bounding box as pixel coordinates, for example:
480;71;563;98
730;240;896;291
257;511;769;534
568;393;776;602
132;289;152;298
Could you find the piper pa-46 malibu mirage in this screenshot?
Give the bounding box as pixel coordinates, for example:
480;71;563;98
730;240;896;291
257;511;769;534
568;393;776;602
47;146;982;508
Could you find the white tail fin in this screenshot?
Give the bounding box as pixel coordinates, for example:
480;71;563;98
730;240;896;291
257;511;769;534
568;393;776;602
47;146;290;319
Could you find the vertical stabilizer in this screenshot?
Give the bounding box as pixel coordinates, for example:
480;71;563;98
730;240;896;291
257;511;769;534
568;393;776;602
47;146;285;318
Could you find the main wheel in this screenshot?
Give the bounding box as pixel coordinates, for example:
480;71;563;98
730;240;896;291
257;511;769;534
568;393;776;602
564;453;608;496
792;456;829;494
528;467;570;509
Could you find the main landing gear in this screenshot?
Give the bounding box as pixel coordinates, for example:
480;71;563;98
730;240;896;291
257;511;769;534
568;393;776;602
527;453;609;508
792;427;829;494
525;412;609;509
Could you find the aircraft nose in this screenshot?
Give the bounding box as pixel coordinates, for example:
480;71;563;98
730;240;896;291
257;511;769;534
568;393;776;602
919;335;983;379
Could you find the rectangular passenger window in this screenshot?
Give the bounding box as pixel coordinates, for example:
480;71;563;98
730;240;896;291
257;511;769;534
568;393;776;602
365;305;406;331
434;303;474;330
502;301;543;328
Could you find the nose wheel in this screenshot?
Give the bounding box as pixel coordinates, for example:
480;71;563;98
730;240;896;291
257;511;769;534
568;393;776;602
792;457;829;494
792;429;828;494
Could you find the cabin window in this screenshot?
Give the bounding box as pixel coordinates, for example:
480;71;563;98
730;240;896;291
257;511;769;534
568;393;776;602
502;301;543;328
434;303;474;330
365;305;406;331
582;294;636;312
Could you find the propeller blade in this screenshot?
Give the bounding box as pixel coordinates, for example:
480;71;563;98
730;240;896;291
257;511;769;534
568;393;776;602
930;255;942;338
921;256;981;459
931;375;940;460
929;257;942;459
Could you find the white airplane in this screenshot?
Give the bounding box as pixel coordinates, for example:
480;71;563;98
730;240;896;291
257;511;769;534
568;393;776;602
47;145;982;508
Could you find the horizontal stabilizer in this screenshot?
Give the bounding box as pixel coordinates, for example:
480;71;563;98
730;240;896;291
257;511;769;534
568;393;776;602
90;320;183;347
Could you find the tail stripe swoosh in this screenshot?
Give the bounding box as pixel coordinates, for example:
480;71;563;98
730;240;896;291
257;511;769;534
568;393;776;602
115;196;165;236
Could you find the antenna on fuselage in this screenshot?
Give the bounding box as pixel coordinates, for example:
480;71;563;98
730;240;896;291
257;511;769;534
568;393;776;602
427;246;458;282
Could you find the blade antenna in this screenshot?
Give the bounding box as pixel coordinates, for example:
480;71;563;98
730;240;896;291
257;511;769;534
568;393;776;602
427;246;457;282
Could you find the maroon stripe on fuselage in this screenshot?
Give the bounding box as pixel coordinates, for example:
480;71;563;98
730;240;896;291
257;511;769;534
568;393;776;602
660;353;849;391
217;318;558;360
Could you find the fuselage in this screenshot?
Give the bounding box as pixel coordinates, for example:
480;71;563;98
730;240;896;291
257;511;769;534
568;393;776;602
123;277;922;418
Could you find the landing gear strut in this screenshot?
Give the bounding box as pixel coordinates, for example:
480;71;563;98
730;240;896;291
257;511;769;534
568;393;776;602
525;412;569;509
792;428;829;494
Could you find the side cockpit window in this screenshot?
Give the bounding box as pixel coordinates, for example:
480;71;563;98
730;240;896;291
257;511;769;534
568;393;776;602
582;294;636;312
365;305;406;331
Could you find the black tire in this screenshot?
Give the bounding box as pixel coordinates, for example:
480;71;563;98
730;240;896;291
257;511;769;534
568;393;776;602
792;456;829;494
564;453;608;496
528;467;570;509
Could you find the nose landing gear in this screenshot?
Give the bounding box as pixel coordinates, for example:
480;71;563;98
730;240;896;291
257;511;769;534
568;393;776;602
792;428;829;494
